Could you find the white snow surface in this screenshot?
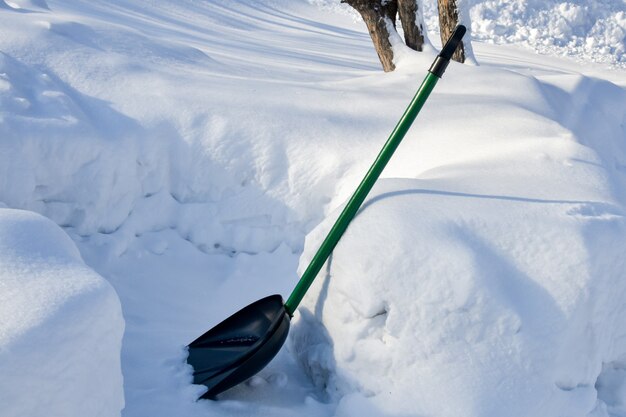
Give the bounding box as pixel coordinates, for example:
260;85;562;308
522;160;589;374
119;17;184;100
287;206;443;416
293;176;626;417
0;209;124;417
0;0;625;417
291;41;626;417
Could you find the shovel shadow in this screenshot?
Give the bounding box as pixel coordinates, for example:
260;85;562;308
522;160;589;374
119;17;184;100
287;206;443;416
359;188;621;215
289;255;339;402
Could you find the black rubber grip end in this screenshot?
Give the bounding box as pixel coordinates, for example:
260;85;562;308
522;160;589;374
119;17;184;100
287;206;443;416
428;25;467;78
440;25;467;61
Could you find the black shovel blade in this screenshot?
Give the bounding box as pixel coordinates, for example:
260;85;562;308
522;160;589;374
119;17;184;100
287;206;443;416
187;294;291;399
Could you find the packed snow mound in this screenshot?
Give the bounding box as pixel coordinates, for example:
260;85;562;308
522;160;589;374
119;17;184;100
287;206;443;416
465;0;626;68
291;178;626;417
0;50;147;237
0;46;300;257
0;0;359;258
290;58;626;416
0;209;125;417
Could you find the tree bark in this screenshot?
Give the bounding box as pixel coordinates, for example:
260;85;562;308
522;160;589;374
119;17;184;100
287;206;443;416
437;0;465;62
397;0;424;51
342;0;398;72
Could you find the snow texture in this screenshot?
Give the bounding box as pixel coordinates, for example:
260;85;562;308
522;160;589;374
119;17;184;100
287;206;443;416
292;179;626;417
313;0;626;68
465;0;626;68
0;0;625;417
0;209;124;417
290;43;626;417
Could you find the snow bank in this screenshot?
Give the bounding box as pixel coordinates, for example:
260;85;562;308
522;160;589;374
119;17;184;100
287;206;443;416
0;51;147;237
291;53;626;416
1;0;625;416
465;0;626;68
0;209;124;417
0;1;338;259
291;177;626;417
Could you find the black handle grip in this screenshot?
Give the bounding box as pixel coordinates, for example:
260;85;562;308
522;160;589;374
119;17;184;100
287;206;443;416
428;25;467;78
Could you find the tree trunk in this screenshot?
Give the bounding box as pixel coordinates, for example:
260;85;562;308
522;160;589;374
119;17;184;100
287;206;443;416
437;0;465;62
397;0;424;52
343;0;398;72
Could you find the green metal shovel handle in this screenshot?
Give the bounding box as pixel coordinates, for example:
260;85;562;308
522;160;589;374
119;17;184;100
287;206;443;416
284;25;467;316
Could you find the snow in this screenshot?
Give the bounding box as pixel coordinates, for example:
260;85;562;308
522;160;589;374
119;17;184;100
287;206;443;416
290;46;626;417
465;0;626;68
313;0;626;68
0;209;124;417
0;0;625;417
292;179;626;417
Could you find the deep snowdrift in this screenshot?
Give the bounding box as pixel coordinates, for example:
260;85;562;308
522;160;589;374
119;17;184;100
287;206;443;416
292;179;626;417
0;209;124;417
291;52;626;417
466;0;626;67
0;0;625;417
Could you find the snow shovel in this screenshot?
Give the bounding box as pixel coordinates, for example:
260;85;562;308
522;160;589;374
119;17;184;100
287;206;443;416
187;25;467;399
